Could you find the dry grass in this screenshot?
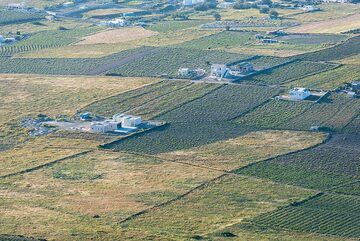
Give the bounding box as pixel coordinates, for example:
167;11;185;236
0;136;100;177
0;74;159;124
159;130;327;171
119;175;316;240
288;13;360;34
75;27;158;45
0;151;222;240
337;54;360;65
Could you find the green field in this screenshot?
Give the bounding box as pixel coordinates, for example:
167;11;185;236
250;193;360;238
243;60;338;85
294;35;360;61
0;26;103;56
0;9;44;25
286;65;360;90
236;99;313;129
102;85;278;154
107;47;250;77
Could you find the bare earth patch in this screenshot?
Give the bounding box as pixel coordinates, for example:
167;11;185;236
76;27;158;45
288;13;360;34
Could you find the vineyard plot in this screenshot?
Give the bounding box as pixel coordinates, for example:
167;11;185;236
250;193;360;238
103;85;277;154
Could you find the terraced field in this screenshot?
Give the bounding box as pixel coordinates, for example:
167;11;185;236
250;193;360;237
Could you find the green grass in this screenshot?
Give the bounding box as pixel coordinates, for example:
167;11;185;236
250;193;360;238
286;65;360;90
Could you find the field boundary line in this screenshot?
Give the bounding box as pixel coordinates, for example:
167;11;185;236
117;173;229;225
0;150;93;179
77;80;165;114
150;83;224;120
123;81;195;114
231;132;331;174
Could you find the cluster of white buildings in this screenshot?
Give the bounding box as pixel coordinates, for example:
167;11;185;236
182;0;205;6
99;18;129;27
178;68;206;78
90;114;142;133
210;62;254;80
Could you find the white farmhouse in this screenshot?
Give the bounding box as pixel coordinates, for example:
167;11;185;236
7;3;24;10
210;64;228;79
100;18;128;27
178;68;191;76
113;113;142;128
62;1;75;7
289;87;311;100
90;120;120;133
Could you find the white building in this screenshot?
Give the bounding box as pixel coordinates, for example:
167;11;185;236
289;87;311;100
113;113;142;127
90;120;120;133
183;0;205;6
301;5;319;11
178;68;191;76
210;64;228;79
62;2;75;7
100;18;129;27
7;3;25;10
218;2;235;8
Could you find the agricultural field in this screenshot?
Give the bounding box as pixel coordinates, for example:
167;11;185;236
103;85;278;154
0;150;222;240
236;134;359;191
117;175;316;240
75;27;158;45
0;9;44;25
158;130;326;171
147;19;209;32
1;1;360;240
0;74;158;125
294;35;360;61
106;47;250;77
82;80;193;117
288;13;360;34
236;100;314;130
250;193;360;238
286;65;360;90
280;93;360;131
242;60;338;85
1;26;103;56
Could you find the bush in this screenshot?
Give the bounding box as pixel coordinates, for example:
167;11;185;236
269;10;279;19
259;6;270;13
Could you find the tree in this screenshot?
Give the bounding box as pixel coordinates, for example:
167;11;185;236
269;10;279;19
233;1;251;9
213;12;221;21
